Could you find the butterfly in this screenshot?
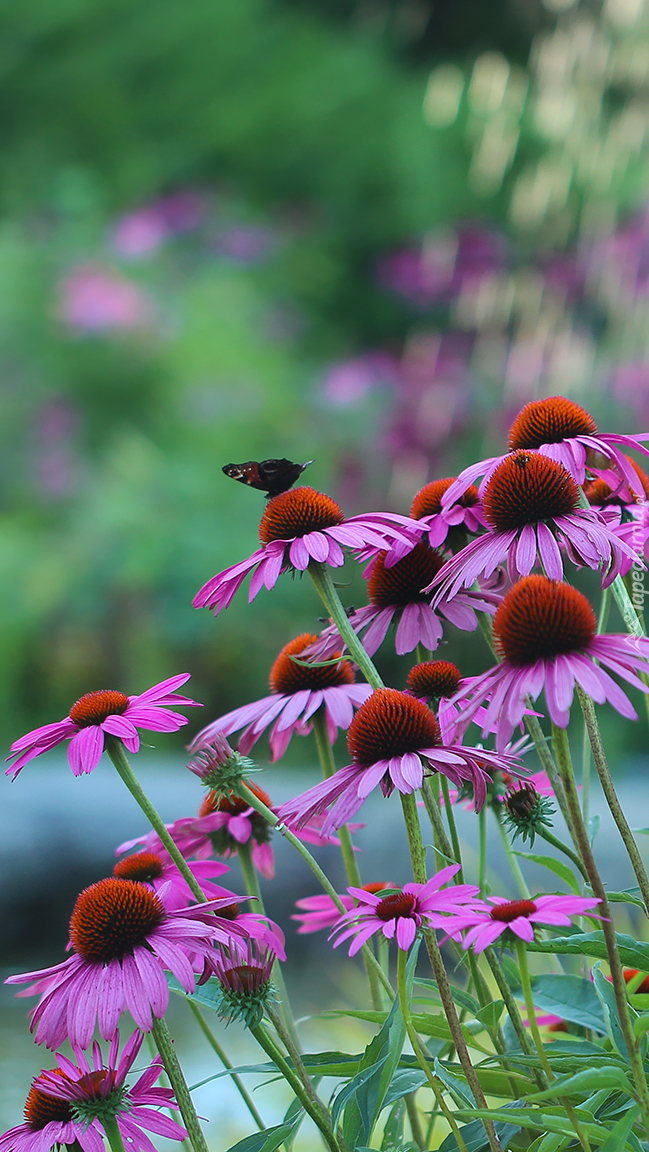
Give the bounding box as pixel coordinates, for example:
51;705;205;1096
222;458;313;498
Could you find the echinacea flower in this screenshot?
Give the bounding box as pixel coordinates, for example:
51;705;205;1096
303;544;499;661
277;688;524;835
6;675;201;779
202;941;276;1028
0;1031;187;1152
451;574;649;749
410;477;486;549
117;781;342;881
112;851;230;912
191;633;372;760
444;892;602;953
405;661;471;742
193;485;420;616
6;878;246;1048
292;882;395;934
329;865;481;954
427;451;639;603
444;395;649;497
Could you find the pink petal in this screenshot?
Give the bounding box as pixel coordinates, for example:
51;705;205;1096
68;727;105;776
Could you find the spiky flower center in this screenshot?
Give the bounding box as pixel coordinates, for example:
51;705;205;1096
366;543;446;608
410;478;479;519
508;396;597;450
199;781;272;818
584;478;619;506
493;575;596;665
483;451;580;531
220;963;268;996
375;892;416;921
24;1073;74;1129
113;852;165;884
407;661;461;699
362;882;392;895
269;633;354;694
218;903;242;921
490;899;537;923
69;878;165;964
504;785;539;821
258;487;344;544
348;688;441;765
69;690;129;727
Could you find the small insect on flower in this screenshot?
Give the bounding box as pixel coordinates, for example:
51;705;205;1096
190;632;372;761
443;892;603;953
329;865;482;954
6;675;201;779
193;485;420;616
6;878;247;1049
0;1031;187;1152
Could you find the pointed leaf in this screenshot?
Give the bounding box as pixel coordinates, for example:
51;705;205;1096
530;974;606;1033
597;1105;641;1152
527;930;649;971
331;1057;388;1132
513;852;580;894
225;1119;299;1152
433;1058;476;1109
592;963;634;1062
382;1070;427;1108
527;1064;633;1100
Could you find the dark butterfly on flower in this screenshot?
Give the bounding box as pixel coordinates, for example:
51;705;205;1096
222;458;313;498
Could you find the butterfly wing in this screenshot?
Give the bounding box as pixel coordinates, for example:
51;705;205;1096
222;458;313;497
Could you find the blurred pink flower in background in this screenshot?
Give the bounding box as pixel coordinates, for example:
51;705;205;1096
321;352;399;407
58;266;151;332
113;191;205;257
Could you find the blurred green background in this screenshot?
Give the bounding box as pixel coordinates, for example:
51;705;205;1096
3;0;649;749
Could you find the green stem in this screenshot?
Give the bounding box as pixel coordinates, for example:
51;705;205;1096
495;809;531;899
237;841;301;1050
439;776;464;880
396;948;469;1152
483;946;547;1091
312;708;383;1010
420;778;453;871
266;1002;332;1128
233;780;394;1001
251;1022;340;1152
151;1017;210;1152
399;793;503;1152
478;808;487;893
102;1117;127;1152
577;685;649;916
523;709;571;829
308;561;383;690
551;723;649;1135
536;824;589;883
186;998;265;1130
405;1093;426;1151
416;643;431;664
515;942;592;1152
105;736;206;904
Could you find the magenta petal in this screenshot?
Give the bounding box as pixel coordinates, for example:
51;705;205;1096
101;715;139;740
395;916;417;950
68;726;105;775
227;815;253;843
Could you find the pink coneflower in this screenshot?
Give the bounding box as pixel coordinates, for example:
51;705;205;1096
192;485;419;616
292;882;395;935
444;396;649;500
117;781;340;881
112;851;230;912
277;689;523;835
204;941;276;1028
6;878;246;1048
191;633;372;761
426;452;638;603
444;892;602;953
451;575;649;750
329;865;481;954
405;661;471;742
410;477;486;550
0;1031;187;1152
303;544;499;661
6;675;201;779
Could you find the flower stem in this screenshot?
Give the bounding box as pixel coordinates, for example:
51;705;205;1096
420;778;453;871
151;1016;210;1152
308;561;383;690
186;998;266;1130
551;722;649;1135
576;685;649;916
102;1117;127;1152
515;941;592;1152
237;840;302;1051
439;776;464;878
396;948;470;1152
495;809;531;899
482;946;547;1092
251;1021;341;1152
535;824;589;883
105;736;206;904
478;808;487;892
312;708;383;1010
399;792;503;1152
233;779;394;1001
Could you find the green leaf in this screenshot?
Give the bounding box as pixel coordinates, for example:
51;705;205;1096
450;1106;610;1141
438;1103;522;1151
475;1000;505;1033
527;1064;633;1100
588;815;601;844
512;852;580;894
528;1136;569;1152
592;962;634;1061
603;887;646;909
380;1099;406;1151
530;974;606;1033
433;1058;476;1109
597;1105;641;1152
331;1057;388;1133
527;930;649;971
382;1070;427;1107
225;1119;299;1152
